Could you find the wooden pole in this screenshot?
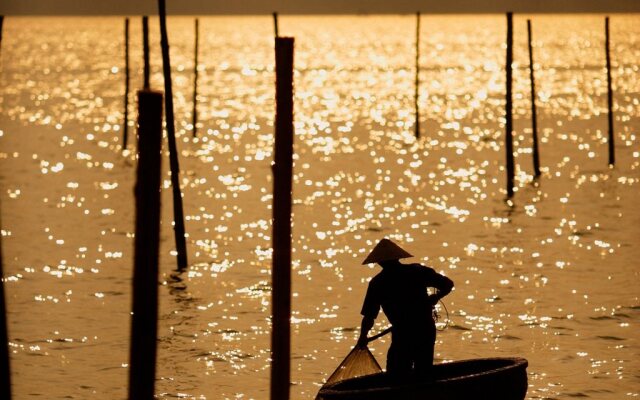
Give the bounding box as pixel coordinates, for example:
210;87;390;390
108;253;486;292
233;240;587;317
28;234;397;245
0;215;12;400
0;22;9;400
192;18;199;137
123;18;130;151
143;16;150;90
0;243;10;400
273;12;279;38
605;16;615;166
158;0;188;270
505;12;515;197
527;19;541;177
271;37;294;400
414;11;421;138
0;16;4;53
128;89;163;400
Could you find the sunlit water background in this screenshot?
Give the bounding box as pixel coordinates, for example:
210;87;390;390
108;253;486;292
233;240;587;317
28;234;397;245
0;15;639;399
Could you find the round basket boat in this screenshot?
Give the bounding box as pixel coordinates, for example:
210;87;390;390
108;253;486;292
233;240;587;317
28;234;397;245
317;357;528;400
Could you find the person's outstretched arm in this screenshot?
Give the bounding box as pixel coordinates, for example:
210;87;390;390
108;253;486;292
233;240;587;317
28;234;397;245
357;316;375;347
359;278;380;347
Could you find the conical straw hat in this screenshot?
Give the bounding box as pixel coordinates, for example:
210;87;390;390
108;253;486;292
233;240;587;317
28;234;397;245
361;239;413;265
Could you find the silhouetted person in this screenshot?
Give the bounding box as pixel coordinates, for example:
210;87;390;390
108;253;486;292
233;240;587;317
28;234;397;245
357;239;454;378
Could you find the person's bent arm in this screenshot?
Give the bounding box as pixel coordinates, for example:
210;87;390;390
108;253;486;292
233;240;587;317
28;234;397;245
357;316;375;347
433;274;454;302
429;273;453;306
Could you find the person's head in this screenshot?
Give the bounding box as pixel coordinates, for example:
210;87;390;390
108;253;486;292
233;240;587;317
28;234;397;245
361;238;413;267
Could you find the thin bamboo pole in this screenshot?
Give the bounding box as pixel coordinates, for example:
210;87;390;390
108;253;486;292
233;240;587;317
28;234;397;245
605;16;615;166
192;18;199;137
527;19;541;177
123;18;130;150
273;12;279;38
143;16;150;90
158;0;188;270
505;12;515;197
0;16;4;53
128;89;163;400
271;37;294;400
414;11;421;138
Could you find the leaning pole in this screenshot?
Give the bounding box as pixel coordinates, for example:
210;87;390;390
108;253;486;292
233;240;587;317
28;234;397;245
158;0;188;270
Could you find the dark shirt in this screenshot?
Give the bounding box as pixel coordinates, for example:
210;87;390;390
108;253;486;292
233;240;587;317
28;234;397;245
361;263;453;330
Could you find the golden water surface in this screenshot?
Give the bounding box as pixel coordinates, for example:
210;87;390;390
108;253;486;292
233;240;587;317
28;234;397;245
0;15;639;399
